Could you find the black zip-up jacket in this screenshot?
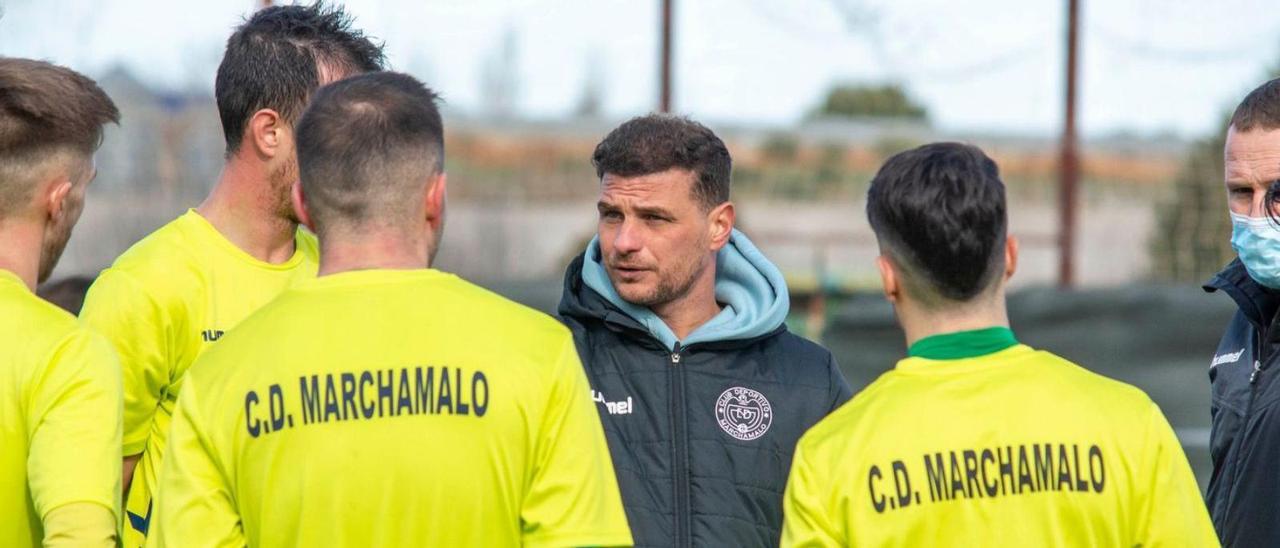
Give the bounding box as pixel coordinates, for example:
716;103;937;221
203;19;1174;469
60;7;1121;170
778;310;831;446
558;255;852;548
1205;259;1280;546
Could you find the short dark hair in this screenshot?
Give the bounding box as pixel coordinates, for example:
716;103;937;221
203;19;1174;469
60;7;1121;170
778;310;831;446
296;71;443;235
591;114;731;210
215;2;385;155
1232;78;1280;132
866;142;1007;303
0;57;119;216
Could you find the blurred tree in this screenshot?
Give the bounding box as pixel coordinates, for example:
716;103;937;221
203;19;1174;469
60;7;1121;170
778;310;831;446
761;133;800;163
1148;123;1233;282
809;83;927;121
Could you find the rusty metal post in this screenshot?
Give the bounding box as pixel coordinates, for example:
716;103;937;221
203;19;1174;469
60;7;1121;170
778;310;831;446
1058;0;1081;288
659;0;673;112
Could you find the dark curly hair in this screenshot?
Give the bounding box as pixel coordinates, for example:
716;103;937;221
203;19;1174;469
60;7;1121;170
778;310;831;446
591;114;731;210
215;2;386;155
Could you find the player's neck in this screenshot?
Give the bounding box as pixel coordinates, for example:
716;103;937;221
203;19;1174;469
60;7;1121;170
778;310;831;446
317;231;433;277
650;263;721;342
0;221;44;291
197;161;298;264
897;291;1011;349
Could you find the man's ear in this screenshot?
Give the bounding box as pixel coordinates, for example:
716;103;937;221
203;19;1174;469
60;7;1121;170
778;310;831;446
425;172;448;232
707;201;735;251
1004;235;1019;281
44;177;74;222
876;254;900;304
291;180;314;232
247;109;285;159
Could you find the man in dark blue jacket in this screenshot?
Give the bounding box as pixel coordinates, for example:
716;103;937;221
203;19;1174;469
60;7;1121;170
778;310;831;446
558;114;852;548
1205;77;1280;546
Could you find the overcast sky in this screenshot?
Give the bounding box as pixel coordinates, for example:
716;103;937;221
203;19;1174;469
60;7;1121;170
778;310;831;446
2;0;1278;138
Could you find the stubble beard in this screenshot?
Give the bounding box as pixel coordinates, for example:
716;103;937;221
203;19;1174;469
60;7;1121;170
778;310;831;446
619;252;708;310
271;157;301;225
38;220;73;284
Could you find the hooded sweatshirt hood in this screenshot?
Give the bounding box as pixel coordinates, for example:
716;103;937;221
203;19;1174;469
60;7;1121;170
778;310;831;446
577;228;789;351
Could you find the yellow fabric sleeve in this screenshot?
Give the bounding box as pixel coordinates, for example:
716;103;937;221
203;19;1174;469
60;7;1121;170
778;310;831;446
520;336;633;548
1132;402;1220;547
26;330;122;527
43;502;118;547
781;441;842;548
80;268;172;456
152;380;244;548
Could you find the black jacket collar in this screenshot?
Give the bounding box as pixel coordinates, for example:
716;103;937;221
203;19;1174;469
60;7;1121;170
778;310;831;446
1205;259;1280;330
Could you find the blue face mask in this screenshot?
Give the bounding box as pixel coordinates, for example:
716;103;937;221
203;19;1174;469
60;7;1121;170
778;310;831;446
1231;212;1280;289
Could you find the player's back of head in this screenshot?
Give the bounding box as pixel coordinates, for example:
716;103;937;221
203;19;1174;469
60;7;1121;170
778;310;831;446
0;57;118;219
216;2;386;155
866;142;1007;308
295;71;444;238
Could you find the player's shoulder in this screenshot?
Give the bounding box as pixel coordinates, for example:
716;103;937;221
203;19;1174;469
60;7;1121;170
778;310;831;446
443;276;571;339
795;370;894;455
1;284;110;369
100;212;207;282
84;213;219;311
7;284;80;335
1029;348;1155;411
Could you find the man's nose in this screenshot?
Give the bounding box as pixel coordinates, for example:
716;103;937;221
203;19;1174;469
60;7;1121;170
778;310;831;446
612;219;644;254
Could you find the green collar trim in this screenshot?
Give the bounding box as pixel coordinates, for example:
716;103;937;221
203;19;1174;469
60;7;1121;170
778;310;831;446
908;327;1018;360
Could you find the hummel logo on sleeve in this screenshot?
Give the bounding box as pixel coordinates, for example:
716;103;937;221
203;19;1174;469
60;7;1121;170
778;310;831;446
1211;349;1245;369
591;389;634;415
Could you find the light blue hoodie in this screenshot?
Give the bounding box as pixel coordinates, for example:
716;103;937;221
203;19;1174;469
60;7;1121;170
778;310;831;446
581;228;790;351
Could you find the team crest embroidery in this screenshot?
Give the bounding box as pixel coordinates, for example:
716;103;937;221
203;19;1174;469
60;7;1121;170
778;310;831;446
715;387;772;441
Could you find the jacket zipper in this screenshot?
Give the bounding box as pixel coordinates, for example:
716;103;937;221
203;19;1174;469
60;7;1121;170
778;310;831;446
1226;327;1268;523
670;342;691;548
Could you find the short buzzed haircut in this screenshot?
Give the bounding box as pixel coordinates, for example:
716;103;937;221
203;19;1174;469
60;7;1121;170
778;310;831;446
216;2;385;155
0;58;119;217
1236;79;1280;222
295;71;443;236
591;114;732;211
866;142;1007;304
1231;78;1280;132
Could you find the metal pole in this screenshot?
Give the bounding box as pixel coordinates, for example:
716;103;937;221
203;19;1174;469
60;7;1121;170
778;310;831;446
659;0;673;112
1058;0;1080;288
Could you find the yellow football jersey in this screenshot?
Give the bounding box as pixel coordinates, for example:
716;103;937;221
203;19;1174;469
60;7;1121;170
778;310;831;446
152;268;632;547
782;336;1217;547
79;209;318;546
0;269;122;546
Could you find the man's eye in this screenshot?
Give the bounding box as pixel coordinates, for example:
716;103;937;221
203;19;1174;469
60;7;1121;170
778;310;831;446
600;211;622;220
643;214;667;222
1231;188;1253;197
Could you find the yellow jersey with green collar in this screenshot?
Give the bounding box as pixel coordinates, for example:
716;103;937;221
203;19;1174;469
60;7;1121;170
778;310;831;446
79;209;318;546
151;268;632;547
782;329;1217;547
0;269;122;546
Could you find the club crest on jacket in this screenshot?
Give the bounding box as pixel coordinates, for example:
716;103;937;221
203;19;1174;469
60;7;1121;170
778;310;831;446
716;387;773;441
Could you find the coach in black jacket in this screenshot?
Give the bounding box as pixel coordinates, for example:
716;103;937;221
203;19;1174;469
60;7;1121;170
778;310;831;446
558;114;852;548
1204;77;1280;547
